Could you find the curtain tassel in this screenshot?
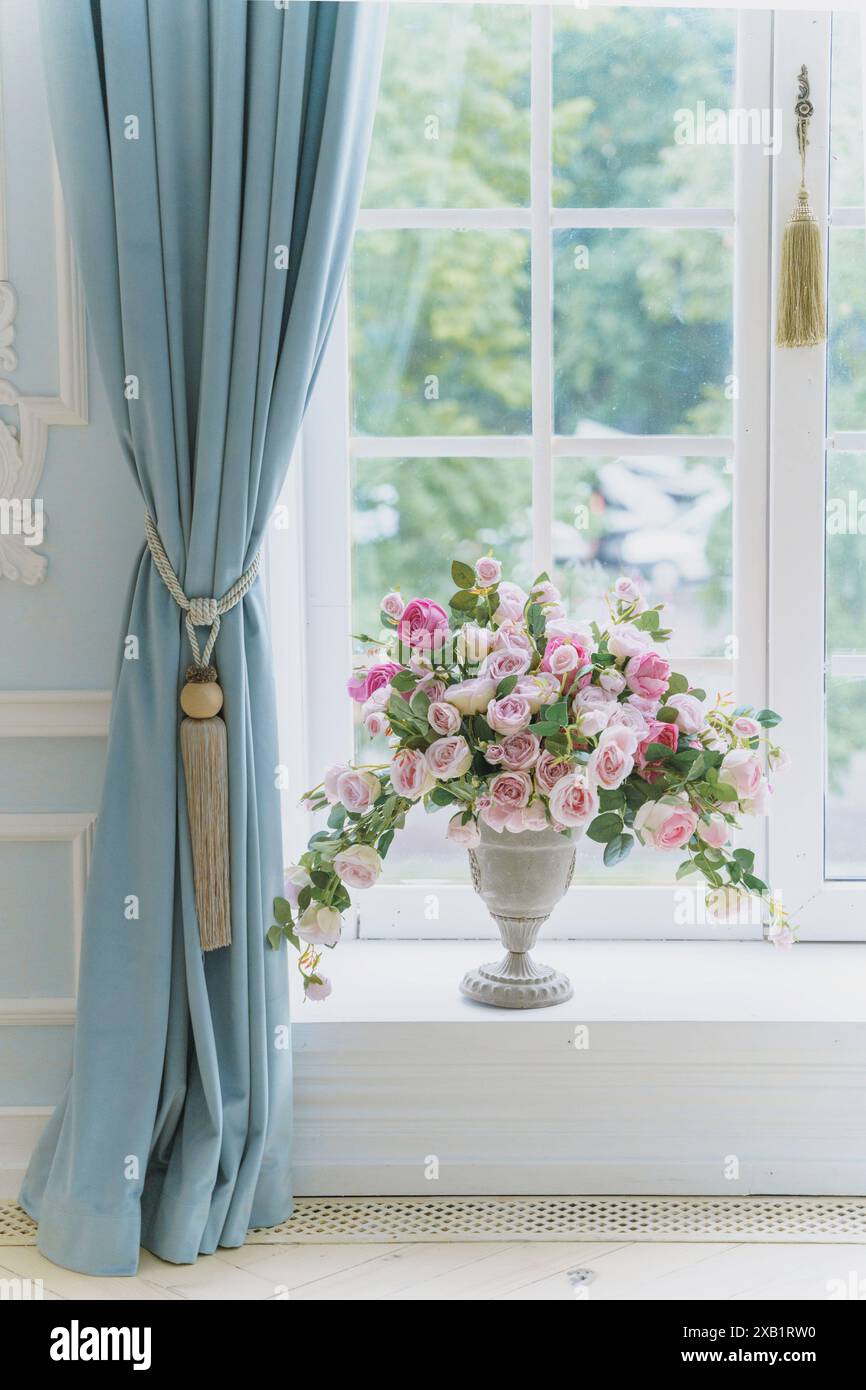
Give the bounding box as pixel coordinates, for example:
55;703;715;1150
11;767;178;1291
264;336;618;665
180;666;231;951
776;66;826;349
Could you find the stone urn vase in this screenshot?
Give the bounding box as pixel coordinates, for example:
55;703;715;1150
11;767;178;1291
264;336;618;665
460;820;577;1009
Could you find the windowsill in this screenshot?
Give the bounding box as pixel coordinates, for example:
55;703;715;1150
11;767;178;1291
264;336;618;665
290;939;866;1025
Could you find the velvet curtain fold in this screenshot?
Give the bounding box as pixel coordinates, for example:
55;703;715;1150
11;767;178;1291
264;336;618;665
21;0;385;1276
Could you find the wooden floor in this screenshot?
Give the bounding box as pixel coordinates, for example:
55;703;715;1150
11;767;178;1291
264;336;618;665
2;1238;864;1300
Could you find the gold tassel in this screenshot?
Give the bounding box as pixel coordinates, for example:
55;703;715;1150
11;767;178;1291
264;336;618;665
776;65;826;349
776;188;826;348
180;666;231;951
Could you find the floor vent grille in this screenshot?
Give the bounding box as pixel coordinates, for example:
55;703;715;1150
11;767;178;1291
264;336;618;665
4;1195;866;1246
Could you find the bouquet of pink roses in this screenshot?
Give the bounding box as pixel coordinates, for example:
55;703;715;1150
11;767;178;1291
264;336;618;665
270;557;792;998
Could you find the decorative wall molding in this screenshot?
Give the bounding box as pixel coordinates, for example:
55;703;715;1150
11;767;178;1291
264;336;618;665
0;690;111;738
0;812;94;1013
0;64;89;584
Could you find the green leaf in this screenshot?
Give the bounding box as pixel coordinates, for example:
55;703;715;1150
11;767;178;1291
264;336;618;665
666;672;689;696
410;688;431;718
676;860;700;880
389;669;417;692
496;674;518;698
743;872;768;892
273;895;293;925
755;708;782;728
690;688;706;701
378;828;395;857
635;609;660;632
266;925;283;950
714;783;739;802
644;742;675;761
297;886;312;912
327;803;347;830
526;602;546;638
451;560;476;589
603;832;633;866
532;570;550;587
656;705;679;723
598;787;626;813
530;720;561;737
449;589;477;612
548;700;569;726
586;812;623;844
429;785;455;807
733;848;755;871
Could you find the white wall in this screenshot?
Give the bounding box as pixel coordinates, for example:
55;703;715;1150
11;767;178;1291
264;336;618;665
0;0;139;1113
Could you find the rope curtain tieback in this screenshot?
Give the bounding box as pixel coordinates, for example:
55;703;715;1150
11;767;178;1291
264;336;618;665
144;511;262;952
143;511;262;669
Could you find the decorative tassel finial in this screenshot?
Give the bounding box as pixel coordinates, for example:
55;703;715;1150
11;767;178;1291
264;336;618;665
776;65;826;348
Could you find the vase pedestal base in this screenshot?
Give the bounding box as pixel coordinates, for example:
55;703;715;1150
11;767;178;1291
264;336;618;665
459;948;574;1010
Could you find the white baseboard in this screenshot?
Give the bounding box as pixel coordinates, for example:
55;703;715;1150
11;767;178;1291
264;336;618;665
0;1109;49;1198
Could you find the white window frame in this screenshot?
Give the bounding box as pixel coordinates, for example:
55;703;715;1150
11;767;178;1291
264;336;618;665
273;4;861;942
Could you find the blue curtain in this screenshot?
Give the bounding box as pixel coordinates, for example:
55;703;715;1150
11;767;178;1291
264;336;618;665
21;0;385;1276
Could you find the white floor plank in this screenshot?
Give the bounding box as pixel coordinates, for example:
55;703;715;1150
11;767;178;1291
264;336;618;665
394;1241;627;1301
136;1248;280;1301
505;1241;736;1301
236;1242;411;1292
284;1241;523;1300
0;1246;182;1301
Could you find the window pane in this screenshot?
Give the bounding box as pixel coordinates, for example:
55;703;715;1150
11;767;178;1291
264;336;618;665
553;6;737;208
828;228;866;433
830;10;864;209
553;229;733;436
351;230;531;435
553;455;732;660
825;452;866;879
826;678;866;879
362;3;530;209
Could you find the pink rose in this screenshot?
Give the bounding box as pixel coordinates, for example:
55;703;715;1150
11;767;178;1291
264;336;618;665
634;795;698;850
535;748;572;794
667;692;705;734
333;843;382;889
599;668;627;695
364;710;388;737
456;623;496;664
480;647;532;683
446;813;481;847
475;555;502;586
607;622;651;662
417;676;446;704
532;580;561;606
573;685;616;736
323;764;348;803
636;720;678;774
489;771;532;811
381;592;404;621
397;597;450;653
599;724;639;756
485;743;505;764
445;677;496;716
499;731;540;771
768;919;795;949
347;661;402;705
493;621;533;656
545;617;593;647
697;814;729;848
514;673;560;712
493;581;528;624
336;768;380;812
742;778;771;816
428;700;461;736
625;649;671;701
549;773;598;827
425;735;472;781
540;636;590;693
612;576;647;612
479;801;512;832
629;693;661;719
501;801;550;834
720;749;762;801
297;905;342;947
487;694;533;736
588;738;634;791
305;976;333;1001
390;747;432;800
732;715;761;740
283;863;311;908
607;703;649;737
